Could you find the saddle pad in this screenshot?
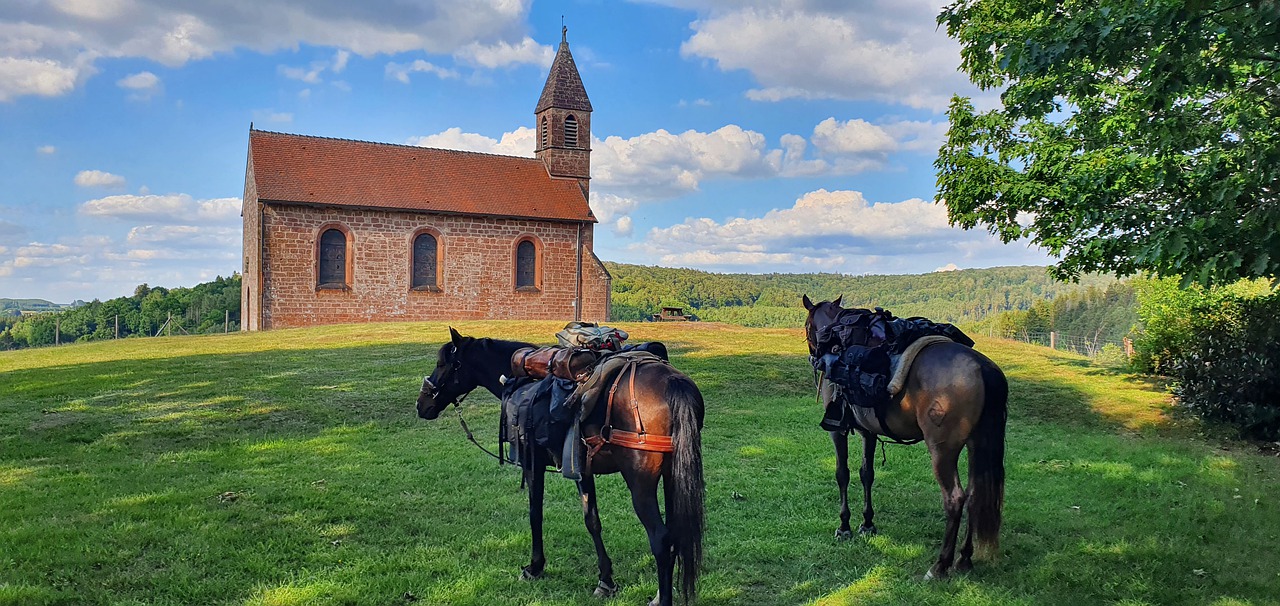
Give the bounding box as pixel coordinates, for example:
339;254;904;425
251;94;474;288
887;335;953;395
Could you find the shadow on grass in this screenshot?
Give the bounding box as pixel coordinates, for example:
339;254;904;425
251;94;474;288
1;337;1277;606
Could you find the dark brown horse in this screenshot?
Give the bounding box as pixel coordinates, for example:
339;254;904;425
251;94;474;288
803;295;1007;580
416;328;704;605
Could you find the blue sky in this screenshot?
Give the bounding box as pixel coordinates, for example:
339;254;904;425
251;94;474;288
0;0;1052;303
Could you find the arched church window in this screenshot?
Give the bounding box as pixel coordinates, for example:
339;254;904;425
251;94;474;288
318;227;349;288
541;116;549;149
412;232;439;289
515;239;538;290
564;115;578;148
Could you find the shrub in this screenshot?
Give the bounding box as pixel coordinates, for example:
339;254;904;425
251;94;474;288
1170;293;1280;441
1132;276;1276;374
1093;343;1131;370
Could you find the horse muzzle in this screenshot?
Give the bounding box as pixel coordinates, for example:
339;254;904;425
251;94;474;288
416;376;443;420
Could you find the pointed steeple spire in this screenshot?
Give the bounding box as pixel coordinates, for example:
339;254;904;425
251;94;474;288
535;27;592;114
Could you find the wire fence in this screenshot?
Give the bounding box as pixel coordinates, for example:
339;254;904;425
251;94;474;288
975;328;1133;359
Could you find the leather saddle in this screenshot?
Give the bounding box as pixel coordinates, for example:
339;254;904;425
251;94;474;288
510;346;602;383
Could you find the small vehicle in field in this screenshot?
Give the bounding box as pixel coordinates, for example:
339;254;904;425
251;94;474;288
647;306;698;322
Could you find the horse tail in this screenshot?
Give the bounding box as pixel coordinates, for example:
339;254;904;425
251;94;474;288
969;360;1007;560
665;374;704;603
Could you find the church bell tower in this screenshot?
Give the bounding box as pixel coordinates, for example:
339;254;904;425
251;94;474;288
535;27;592;196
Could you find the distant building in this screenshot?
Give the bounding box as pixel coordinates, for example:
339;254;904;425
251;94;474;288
240;31;610;330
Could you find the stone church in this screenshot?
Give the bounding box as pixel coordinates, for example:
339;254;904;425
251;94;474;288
240;32;610;330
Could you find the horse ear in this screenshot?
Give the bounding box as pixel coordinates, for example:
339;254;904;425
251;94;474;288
448;326;463;345
802;294;815;311
833;295;843;307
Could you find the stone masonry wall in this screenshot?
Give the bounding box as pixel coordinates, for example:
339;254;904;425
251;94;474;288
256;203;610;329
240;149;262;331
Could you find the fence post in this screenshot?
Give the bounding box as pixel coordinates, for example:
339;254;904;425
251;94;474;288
55;316;60;346
167;311;172;337
1123;337;1134;359
225;310;229;334
115;314;119;339
1049;331;1057;350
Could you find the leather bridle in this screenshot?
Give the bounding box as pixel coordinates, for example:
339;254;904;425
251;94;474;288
420;353;509;463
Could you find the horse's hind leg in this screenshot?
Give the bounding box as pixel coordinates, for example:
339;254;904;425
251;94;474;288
830;430;853;540
577;474;618;597
622;460;673;606
856;429;878;535
955;445;979;573
925;441;966;581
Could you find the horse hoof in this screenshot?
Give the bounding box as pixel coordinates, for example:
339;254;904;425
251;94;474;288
923;568;949;582
835;529;853;541
593;581;619;598
520;566;543;581
858;524;877;536
956;559;973;574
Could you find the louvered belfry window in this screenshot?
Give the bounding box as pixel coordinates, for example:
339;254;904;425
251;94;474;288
516;240;536;289
318;228;347;287
412;233;438;289
541;116;549;149
564;115;578;148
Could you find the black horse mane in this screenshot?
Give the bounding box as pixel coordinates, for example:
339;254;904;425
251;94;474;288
458;336;536;360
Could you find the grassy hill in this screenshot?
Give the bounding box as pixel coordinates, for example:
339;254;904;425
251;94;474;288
2;323;1277;605
0;298;64;313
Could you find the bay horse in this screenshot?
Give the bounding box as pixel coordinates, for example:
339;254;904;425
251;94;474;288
416;328;705;606
802;295;1007;580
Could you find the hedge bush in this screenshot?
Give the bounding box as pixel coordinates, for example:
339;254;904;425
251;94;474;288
1170;292;1280;441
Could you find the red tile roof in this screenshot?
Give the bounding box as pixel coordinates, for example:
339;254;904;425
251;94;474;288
249;130;595;223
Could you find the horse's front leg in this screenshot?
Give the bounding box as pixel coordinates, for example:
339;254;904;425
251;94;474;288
857;429;878;535
521;460;547;580
577;473;617;597
830;430;853;540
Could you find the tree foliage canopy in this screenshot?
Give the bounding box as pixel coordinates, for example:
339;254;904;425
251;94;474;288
937;0;1280;285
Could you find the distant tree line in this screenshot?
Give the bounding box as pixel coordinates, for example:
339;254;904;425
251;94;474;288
606;262;1123;327
0;274;241;350
968;281;1139;348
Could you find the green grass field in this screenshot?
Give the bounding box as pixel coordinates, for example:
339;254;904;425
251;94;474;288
2;321;1278;606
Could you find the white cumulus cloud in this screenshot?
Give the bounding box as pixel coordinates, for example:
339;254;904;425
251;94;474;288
811;118;898;155
636;188;1052;274
407;126;535;156
0;0;537;100
673;1;985;112
455;36;553;69
385;59;460;83
116;70;160;99
36;145;56;154
79;194;240;223
0;56;83;102
117;70;158;90
74;170;126;188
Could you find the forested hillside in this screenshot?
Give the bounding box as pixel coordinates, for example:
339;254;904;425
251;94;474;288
0;275;241;349
608;263;1123;327
3;265;1139;350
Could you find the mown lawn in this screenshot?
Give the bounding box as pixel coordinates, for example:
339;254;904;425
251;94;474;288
1;321;1277;606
